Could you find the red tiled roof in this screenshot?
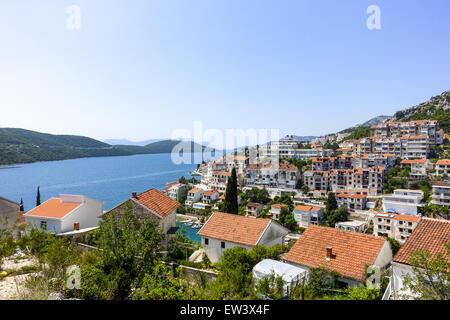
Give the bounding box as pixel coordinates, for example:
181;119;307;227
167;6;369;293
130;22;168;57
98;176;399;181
294;205;312;211
393;218;450;265
24;198;81;219
198;212;271;246
401;159;428;164
203;190;218;196
271;203;288;209
132;188;180;218
436;159;450;166
188;187;203;194
247;202;261;208
284;225;386;281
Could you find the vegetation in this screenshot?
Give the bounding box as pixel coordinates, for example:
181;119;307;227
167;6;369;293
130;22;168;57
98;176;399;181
339;126;371;141
326;206;350;228
223;168;238;214
244;187;270;204
277;206;298;231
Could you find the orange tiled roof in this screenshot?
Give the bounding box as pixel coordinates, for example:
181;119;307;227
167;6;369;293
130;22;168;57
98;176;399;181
203;190;218;196
247;202;261;208
198;212;271;246
295;205;312;211
436;159;450;166
24;198;81;219
132;188;180;218
212;171;232;176
271;203;288;209
284;225;386;281
401;159;428;164
188;187;203;194
393;218;450;265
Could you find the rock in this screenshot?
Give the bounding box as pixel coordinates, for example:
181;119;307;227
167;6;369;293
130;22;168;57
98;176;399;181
48;292;64;300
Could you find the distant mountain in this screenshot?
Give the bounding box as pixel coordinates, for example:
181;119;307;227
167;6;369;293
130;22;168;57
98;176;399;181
103;138;164;146
292;135;317;142
386;90;450;133
0;128;215;165
360;115;390;127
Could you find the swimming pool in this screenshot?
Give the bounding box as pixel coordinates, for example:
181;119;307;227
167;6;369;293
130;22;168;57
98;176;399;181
176;221;202;244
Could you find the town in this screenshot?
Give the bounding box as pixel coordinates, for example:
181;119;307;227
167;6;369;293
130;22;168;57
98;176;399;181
1;114;449;301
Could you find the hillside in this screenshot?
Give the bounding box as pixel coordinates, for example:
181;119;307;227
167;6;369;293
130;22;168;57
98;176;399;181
103;138;164;146
387;90;450;133
0;128;213;165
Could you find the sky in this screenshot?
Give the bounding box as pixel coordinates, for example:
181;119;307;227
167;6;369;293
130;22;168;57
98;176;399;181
0;0;449;145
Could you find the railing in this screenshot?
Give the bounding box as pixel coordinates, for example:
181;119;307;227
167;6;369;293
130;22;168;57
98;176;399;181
382;277;392;300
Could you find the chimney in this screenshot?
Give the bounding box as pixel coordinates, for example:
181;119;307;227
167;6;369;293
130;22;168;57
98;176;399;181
74;222;80;231
132;192;137;198
326;246;332;260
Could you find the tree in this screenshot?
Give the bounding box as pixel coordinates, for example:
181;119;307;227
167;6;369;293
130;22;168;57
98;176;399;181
245;187;270;204
327;206;349;227
19;198;24;211
278;206;297;231
387;237;401;256
271;193;294;210
401;245;450;300
36;186;41;206
224;167;238;214
325;192;338;214
97;201;164;299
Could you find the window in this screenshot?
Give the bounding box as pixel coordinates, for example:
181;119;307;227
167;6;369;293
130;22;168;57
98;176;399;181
40;221;47;230
204;238;209;245
221;241;225;249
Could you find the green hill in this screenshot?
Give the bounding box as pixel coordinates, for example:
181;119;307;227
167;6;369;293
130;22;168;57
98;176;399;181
0;128;214;165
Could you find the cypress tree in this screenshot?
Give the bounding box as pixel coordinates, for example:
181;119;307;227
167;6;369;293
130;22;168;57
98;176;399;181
19;198;24;211
224;167;238;214
36;186;41;207
325;192;337;214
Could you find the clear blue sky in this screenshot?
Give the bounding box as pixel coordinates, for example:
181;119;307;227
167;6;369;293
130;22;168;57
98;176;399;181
0;0;449;143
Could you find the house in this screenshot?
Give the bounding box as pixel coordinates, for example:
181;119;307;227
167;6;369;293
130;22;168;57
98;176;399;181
293;205;324;228
24;194;103;235
430;180;450;208
269;203;288;220
336;193;367;210
210;171;231;193
335;220;367;233
0;197;21;237
284;225;392;287
245;202;264;217
435;159;450;176
400;159;432;178
382;189;424;216
107;189;179;238
373;213;421;244
384;218;450;300
198;212;290;263
202;190;219;204
163;181;188;202
185;187;204;206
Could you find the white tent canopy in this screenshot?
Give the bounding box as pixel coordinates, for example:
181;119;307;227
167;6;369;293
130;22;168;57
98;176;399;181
253;259;307;284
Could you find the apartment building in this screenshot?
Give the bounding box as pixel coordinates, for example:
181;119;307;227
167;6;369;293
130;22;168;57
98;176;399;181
430;181;450;208
293;205;324;228
185;187;205;206
382;189;424;216
312;154;395;172
260;135;333;160
335;220;367;233
303;171;329;192
245;164;299;190
373;213;421;244
202;190;219;204
336;193;367;210
210;171;231;193
435;159;450;176
269;203;288;220
245;202;264;217
370;120;444;145
163;181;188;202
400;159;432;178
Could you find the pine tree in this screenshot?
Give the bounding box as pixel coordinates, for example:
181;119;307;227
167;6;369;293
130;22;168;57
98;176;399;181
36;186;41;207
224;168;238;214
19;198;24;211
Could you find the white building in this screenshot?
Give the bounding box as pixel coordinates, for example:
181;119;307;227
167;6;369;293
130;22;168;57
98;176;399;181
430;180;450;208
202;190;219;204
269;203;288;220
382;189;424;216
435;159;450;177
164;182;188;201
400;159;432;178
335;220;367;233
373;213;421;244
383;218;450;300
24;194;103;234
185;187;205;206
198;212;290;263
293;205;324;228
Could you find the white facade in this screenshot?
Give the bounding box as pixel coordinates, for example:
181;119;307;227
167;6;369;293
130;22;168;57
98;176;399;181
382;189;424;216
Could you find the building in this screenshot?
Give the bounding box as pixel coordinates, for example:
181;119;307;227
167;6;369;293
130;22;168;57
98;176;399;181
0;197;21;237
373;213;421;243
335;220;367;233
24;194;103;234
382;189;424;216
198;212;290;263
107;189;179;238
163;181;188;202
269;203;288;220
245;164;299;190
210;171;231;193
336;193;367;210
435;159;450;176
303;171;329;192
245;202;264;217
400;159;432;177
202;190;219;204
293;205;324;228
430;181;450;208
384;218;450;300
185;187;205;206
284;225;392;287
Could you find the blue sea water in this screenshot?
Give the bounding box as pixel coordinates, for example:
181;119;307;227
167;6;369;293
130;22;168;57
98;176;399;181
176;221;201;244
0;153;204;211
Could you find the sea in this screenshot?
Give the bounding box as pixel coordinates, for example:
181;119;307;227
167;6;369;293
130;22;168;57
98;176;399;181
0;153;208;211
